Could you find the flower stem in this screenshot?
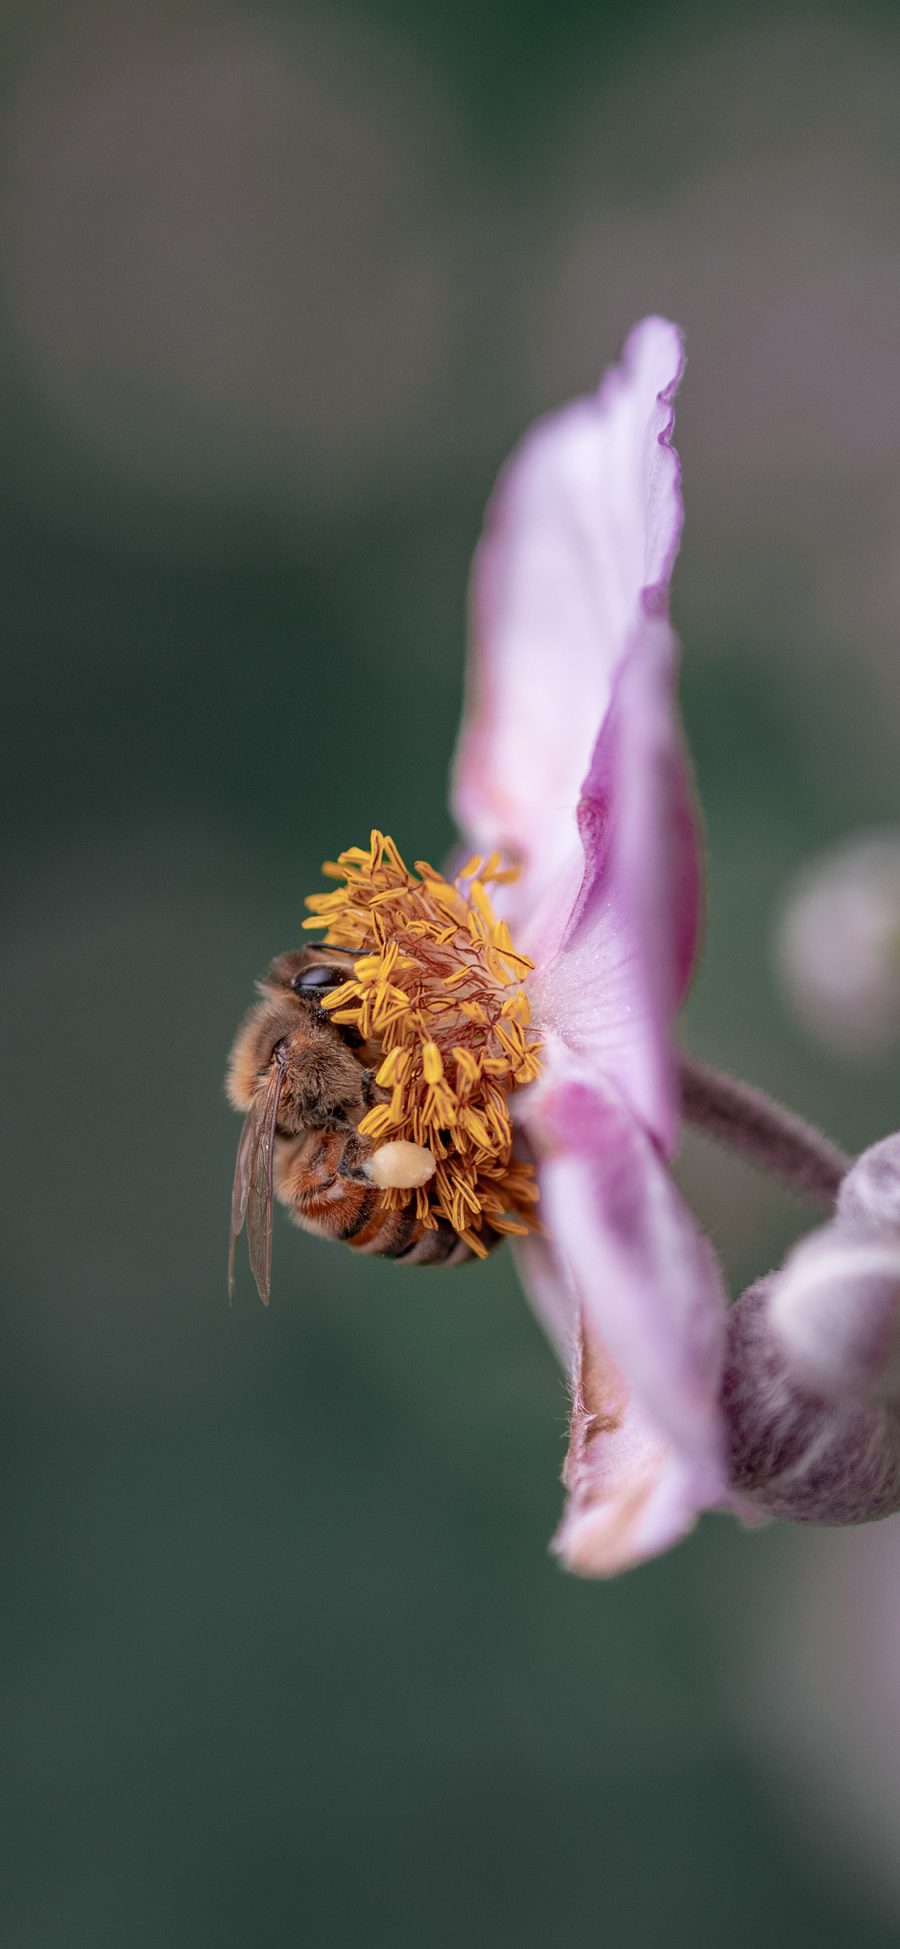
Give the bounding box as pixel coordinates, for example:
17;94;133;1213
678;1054;852;1211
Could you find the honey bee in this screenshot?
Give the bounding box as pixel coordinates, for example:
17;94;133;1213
227;948;486;1300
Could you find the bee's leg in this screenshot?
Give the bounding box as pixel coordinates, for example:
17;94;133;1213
275;1127;381;1242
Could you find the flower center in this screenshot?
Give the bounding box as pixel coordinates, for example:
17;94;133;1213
302;831;542;1256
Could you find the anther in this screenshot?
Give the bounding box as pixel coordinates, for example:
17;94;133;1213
302;834;542;1244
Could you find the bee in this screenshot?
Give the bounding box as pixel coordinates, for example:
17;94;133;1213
227;948;483;1300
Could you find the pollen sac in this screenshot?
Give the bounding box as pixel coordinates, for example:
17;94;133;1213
365;1141;437;1191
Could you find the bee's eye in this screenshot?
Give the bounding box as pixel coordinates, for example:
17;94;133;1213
291;965;344;994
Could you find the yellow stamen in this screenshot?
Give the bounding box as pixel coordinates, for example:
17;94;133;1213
422;1041;445;1083
302;833;542;1245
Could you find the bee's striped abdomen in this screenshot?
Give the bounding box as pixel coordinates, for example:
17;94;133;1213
385;1220;486;1266
275;1128;498;1267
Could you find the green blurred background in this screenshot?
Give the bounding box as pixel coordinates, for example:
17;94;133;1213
4;1;900;1942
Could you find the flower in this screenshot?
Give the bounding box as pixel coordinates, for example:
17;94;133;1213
776;830;900;1061
304;318;731;1574
454;314;729;1572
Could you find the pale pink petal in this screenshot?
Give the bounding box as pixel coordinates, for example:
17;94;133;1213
554;1319;723;1577
452;316;689;945
512;1230;578;1365
531;612;701;1151
513;1240;720;1574
532;1074;728;1476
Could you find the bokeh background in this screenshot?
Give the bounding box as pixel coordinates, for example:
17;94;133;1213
4;1;900;1943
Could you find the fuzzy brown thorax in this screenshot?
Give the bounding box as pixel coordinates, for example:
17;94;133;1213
226;991;368;1133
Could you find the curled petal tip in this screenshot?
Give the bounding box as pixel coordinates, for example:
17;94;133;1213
552;1316;724;1578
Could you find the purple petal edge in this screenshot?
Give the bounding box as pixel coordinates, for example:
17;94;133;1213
450;317;692;954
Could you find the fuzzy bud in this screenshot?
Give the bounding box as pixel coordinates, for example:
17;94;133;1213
723;1276;900;1527
769;1225;900;1404
837;1133;900;1233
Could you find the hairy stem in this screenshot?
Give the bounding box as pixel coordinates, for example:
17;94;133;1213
679;1054;852;1211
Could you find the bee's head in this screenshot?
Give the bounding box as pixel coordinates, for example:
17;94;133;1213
226;949;372;1129
259;948;359;1003
258;948;368;1057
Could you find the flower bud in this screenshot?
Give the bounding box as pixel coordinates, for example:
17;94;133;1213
769;1224;900;1404
723;1276;900;1527
775;830;900;1059
837;1132;900;1232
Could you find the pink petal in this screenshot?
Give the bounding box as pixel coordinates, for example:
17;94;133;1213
532;1075;728;1477
452;316;690;947
554;1313;721;1578
511;1230;578;1365
514;1242;718;1575
532;612;701;1150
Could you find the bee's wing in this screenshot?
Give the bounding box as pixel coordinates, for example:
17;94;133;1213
228;1104;256;1299
228;1059;286;1305
246;1058;286;1306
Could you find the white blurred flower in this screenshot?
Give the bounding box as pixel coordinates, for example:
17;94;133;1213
775;832;900;1060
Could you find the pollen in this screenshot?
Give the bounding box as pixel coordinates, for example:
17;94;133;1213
303;830;542;1248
